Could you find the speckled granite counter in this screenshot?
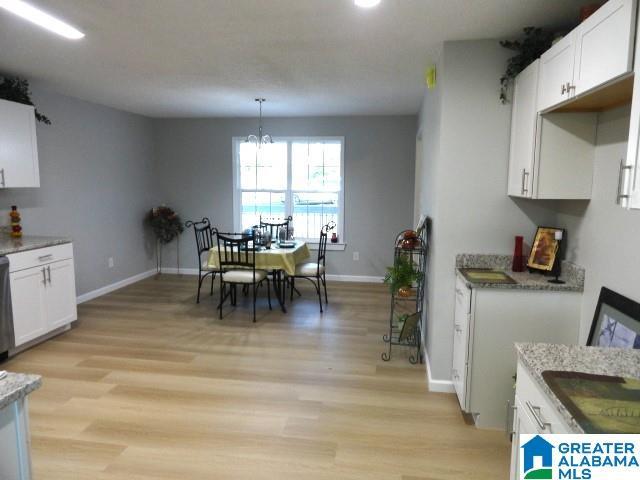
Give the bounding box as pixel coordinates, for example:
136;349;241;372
515;343;640;433
456;254;584;292
0;234;71;256
0;372;42;410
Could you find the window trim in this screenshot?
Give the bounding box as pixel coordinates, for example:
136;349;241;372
232;136;345;242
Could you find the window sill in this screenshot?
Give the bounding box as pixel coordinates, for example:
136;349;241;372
307;242;347;251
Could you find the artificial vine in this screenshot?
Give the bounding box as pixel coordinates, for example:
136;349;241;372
499;27;555;104
0;74;51;124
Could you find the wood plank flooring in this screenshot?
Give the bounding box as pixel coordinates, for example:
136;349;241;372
4;275;510;479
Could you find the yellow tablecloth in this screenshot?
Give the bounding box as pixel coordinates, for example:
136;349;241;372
207;242;311;276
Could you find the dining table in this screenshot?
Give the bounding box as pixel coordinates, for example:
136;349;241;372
207;241;310;312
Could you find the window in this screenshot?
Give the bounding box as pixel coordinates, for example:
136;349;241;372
233;137;344;242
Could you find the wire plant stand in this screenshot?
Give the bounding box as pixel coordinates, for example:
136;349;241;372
382;218;429;364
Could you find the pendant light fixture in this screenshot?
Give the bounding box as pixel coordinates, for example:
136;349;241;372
246;98;273;148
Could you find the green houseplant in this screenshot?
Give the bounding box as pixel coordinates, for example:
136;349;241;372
499;27;555;103
384;255;421;297
146;206;184;274
0;74;51;124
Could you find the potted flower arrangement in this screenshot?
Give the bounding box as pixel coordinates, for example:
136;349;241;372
383;255;421;297
146;206;184;273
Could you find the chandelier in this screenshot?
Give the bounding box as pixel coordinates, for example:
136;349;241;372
246;98;273;147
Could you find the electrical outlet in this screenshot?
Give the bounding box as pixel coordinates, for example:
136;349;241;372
108;257;114;268
353;251;359;261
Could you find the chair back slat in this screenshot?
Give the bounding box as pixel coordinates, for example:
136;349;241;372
317;221;335;267
216;232;256;272
185;217;214;259
260;215;292;241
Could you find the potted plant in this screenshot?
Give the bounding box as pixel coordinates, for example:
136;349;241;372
384;255;421;297
146;206;184;273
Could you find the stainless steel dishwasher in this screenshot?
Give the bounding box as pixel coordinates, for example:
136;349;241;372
0;256;14;360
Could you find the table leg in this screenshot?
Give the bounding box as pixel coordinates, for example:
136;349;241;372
272;270;287;313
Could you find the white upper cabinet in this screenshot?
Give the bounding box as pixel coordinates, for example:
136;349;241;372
538;0;636;113
538;32;576;112
508;60;540;197
623;0;640;209
508;61;598;200
574;0;637;96
0;99;40;188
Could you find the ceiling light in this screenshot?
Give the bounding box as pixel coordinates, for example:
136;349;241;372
246;98;273;148
354;0;381;8
0;0;84;39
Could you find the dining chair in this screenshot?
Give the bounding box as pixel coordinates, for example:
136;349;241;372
259;215;292;242
289;222;334;313
185;217;218;304
215;230;272;322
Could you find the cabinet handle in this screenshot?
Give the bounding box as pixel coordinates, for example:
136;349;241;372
0;168;5;188
47;265;51;284
506;401;517;439
454;323;463;333
567;82;575;93
561;83;567;95
38;254;54;262
525;400;551;431
523;170;529;195
452;368;459;380
41;267;47;285
616;159;632;204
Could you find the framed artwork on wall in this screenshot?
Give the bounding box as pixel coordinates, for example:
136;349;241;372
587;287;640;349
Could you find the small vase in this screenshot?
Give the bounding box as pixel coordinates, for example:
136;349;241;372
512;235;524;272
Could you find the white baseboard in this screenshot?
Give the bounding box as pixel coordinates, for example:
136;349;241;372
424;350;455;393
158;268;382;283
76;269;157;304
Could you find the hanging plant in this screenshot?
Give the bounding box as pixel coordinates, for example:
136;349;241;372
0;74;51;124
499;27;555;104
146;206;184;244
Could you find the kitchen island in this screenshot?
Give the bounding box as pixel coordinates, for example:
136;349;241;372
0;372;41;480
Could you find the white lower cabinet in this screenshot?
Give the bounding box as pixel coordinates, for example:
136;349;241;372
509;361;572;480
0;398;33;480
7;244;77;348
451;274;580;429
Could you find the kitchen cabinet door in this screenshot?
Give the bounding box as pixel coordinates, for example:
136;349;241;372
10;267;47;347
508;61;539;197
509;396;539;480
0;99;39;189
452;278;472;410
44;259;77;329
574;0;636;96
538;32;576;112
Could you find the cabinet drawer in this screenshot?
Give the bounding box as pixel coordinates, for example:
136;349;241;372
515;362;571;434
7;243;73;273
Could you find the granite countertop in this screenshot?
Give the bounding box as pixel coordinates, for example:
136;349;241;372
0;372;42;410
0;234;72;256
456;254;584;292
515;343;640;433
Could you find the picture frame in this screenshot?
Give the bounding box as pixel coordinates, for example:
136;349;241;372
587;287;640;349
527;226;564;272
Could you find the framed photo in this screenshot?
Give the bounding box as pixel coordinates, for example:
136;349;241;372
527;226;564;272
587;287;640;349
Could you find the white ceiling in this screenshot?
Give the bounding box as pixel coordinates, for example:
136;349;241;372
0;0;586;117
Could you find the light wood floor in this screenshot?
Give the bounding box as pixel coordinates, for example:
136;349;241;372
4;275;509;479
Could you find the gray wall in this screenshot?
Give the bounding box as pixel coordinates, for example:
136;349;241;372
153;116;417;277
416;41;557;381
0;86;157;296
554;105;640;341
